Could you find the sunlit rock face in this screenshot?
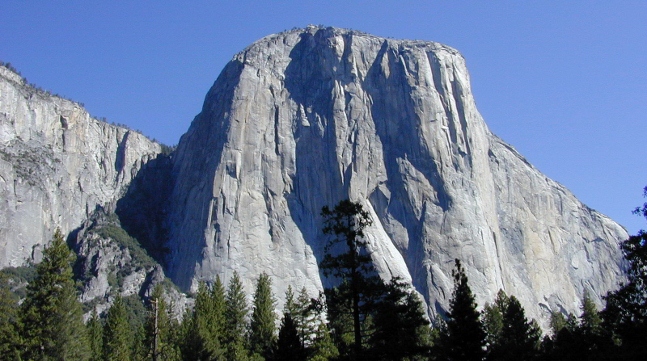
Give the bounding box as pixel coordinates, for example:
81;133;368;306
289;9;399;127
166;26;628;323
0;65;162;268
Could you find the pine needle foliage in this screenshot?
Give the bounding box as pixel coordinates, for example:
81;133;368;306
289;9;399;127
249;272;277;360
437;259;485;361
104;296;133;361
20;229;90;361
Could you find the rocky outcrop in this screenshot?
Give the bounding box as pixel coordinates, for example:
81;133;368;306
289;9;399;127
166;26;628;324
0;65;162;268
72;211;188;317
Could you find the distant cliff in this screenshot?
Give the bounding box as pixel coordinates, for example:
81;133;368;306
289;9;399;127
0;65;187;316
0;65;163;268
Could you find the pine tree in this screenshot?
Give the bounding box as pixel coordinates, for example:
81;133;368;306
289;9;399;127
308;322;339;361
87;310;104;361
319;200;381;360
283;286;332;360
249;273;277;360
104;296;134;361
0;272;21;360
369;277;432;360
543;310;579;360
482;289;508;353
284;285;297;316
225;272;250;361
20;229;91;361
276;312;303;361
178;307;196;360
577;290;611;358
182;280;226;360
294;287;319;350
210;276;228;358
493;295;540;361
146;285;181;361
127;300;150;361
602;189;647;358
580;291;603;336
437;259;485;361
545;291;612;361
548;310;568;338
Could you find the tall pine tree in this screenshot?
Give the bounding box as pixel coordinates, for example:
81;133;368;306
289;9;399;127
437;259;485;361
482;290;508;355
225;272;250;361
182;280;226;360
320;200;380;360
275;312;303;361
104;296;133;361
145;285;181;361
87;310;104;361
603;232;647;356
488;294;540;361
20;229;90;361
369;277;432;360
249;272;277;360
0;272;21;360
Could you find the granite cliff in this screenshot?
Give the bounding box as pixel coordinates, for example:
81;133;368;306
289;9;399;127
0;65;181;313
0;27;629;324
0;65;162;267
166;27;627;323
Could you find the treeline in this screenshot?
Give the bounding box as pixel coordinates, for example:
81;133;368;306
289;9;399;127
1;199;647;360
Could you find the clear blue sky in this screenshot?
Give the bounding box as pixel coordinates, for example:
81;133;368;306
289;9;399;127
1;1;646;234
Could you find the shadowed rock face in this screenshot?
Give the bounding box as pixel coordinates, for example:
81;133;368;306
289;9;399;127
166;26;628;323
0;66;162;268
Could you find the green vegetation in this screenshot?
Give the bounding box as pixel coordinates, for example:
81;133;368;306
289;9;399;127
225;272;250;360
93;223;157;270
104;296;133;361
249;272;278;360
435;259;486;361
319;200;380;359
0;264;37;299
2;194;647;360
181;280;226;359
20;229;91;360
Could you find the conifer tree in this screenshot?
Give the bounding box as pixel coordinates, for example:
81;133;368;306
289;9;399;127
249;272;277;360
482;290;508;354
283;286;331;359
548;310;568;338
320;200;380;359
276;312;303;361
87;310;104;361
369;277;432;360
284;285;297;316
284;286;319;351
602;188;647;357
182;280;226;360
0;272;21;360
545;311;582;360
178;307;196;360
580;291;603;336
308;322;339;361
544;291;611;360
437;259;485;361
20;229;91;361
576;290;612;359
210;276;228;358
225;272;250;361
146;285;181;361
493;295;541;361
104;296;133;361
